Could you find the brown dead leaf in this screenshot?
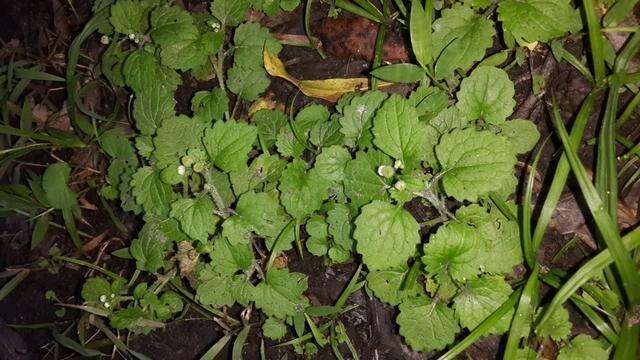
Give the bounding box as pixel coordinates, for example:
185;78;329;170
32;104;52;126
78;197;98;211
81;230;109;253
173;241;199;277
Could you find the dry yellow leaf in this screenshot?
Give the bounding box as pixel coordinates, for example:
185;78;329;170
264;49;373;102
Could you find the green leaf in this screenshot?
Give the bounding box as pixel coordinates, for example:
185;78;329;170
314;145;351;184
191;89;229;123
498;0;582;43
203;120;257;173
131;167;175;216
536;306;572;341
424;107;469;168
254;268;310;320
227;65;271;102
133;82;176;135
278;159;329;220
109;0;152;35
197;270;247;307
158;33;215;71
263;317;288;340
123;49;181;93
110;308;148;330
338;91;388;148
453;275;513;334
432;4;495;79
153;115;206;169
354;201;420;271
367;269;423;306
31;214;49;250
210;238;254;275
372;94;427;169
230;154;285;195
410;0;433;69
43;163;77;210
408;85;449;120
275;126;305;158
235;191;291;244
130;236;164;273
253;109;288;149
327;203;353;251
436;127;517;201
557;335;609;360
456;204;522;274
397;297;460;352
422;221;483;281
82;277;121;303
343;150;392;208
130;218;181;272
309;120;342;148
170;196;219;242
456;66;515;125
100;127;137;162
371;63;425;83
150;6;198;46
295;104;330;133
306;236;328;256
210;0;250;26
232;22;282;69
498;119;540;154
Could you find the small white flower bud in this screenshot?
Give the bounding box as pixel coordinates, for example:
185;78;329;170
104;302;110;308
377;165;395;178
128;33;136;40
177;165;186;176
100;35;110;45
394;159;404;169
394;180;406;191
99;295;107;303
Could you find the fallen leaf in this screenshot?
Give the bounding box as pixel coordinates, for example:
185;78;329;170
32;104;52;126
79;197;98;211
173;241;199;277
264;49;390;102
81;230;109;253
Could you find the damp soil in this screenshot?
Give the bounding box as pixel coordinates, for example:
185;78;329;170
1;1;639;360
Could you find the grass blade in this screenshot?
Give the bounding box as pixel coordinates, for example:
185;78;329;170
0;270;29;302
581;0;605;84
504;266;540;359
550;101;640;305
603;0;639;26
14;67;65;82
200;334;232;360
232;325;251;360
52;330;105;357
30;213;50;249
334;0;382;23
537;227;640;330
531;91;596;260
540;273;619;344
522;138;549;268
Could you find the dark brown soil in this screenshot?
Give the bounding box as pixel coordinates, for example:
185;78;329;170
1;1;638;360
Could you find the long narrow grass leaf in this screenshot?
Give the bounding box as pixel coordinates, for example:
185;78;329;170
531;92;596;258
504;267;540;359
551;102;640;305
200;334;232;360
232;325;251;360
